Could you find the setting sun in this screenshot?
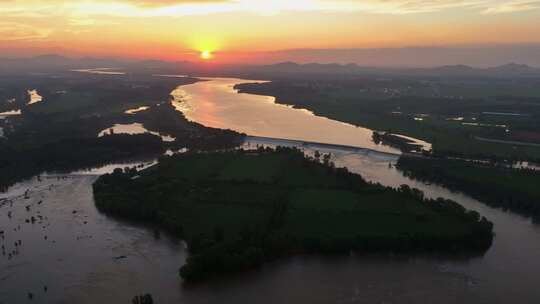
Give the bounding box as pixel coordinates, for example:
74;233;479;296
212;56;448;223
200;50;212;60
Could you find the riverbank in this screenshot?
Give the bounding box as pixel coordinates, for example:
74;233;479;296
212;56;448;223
397;156;540;218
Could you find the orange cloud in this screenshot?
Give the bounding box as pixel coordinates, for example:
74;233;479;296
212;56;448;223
0;22;51;41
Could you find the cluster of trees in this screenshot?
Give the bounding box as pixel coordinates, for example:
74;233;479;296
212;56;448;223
397;156;540;217
429;148;540;167
132;294;153;304
179;212;493;282
0;134;163;192
94;148;494;283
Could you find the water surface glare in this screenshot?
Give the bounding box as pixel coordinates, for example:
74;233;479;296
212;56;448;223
171;78;401;155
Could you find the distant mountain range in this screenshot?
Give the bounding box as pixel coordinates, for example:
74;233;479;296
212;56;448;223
246;61;540;77
1;54;539;78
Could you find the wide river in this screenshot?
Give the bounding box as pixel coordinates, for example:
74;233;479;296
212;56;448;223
1;78;539;303
171;78;431;153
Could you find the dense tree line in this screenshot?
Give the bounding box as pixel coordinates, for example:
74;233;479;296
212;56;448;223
397;156;540;217
0;134;163;192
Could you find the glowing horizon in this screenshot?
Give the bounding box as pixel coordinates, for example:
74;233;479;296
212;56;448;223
1;0;539;63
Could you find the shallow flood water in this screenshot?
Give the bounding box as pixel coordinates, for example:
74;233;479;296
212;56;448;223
71;68;126;75
27;90;42;105
0;110;22;117
125;106;150;115
2;78;540;303
98;123;175;142
0;173;187;304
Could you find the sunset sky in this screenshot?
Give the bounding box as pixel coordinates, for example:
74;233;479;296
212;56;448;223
1;0;540;64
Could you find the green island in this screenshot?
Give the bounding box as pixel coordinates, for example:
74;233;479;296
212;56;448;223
397;156;540;217
93;147;493;282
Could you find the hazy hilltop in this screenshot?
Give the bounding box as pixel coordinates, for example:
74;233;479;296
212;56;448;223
232;62;540;79
1;54;540;78
262;45;540;68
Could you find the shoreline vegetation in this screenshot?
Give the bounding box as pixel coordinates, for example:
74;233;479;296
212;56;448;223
234;81;540;162
397;156;540;218
0;75;244;191
93;147;493;283
371;131;428;154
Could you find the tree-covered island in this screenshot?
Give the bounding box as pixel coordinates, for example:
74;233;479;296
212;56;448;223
93;147;493;282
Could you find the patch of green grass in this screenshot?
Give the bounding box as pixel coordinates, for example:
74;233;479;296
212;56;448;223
217;153;285;183
287;188;467;239
290;189;359;211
